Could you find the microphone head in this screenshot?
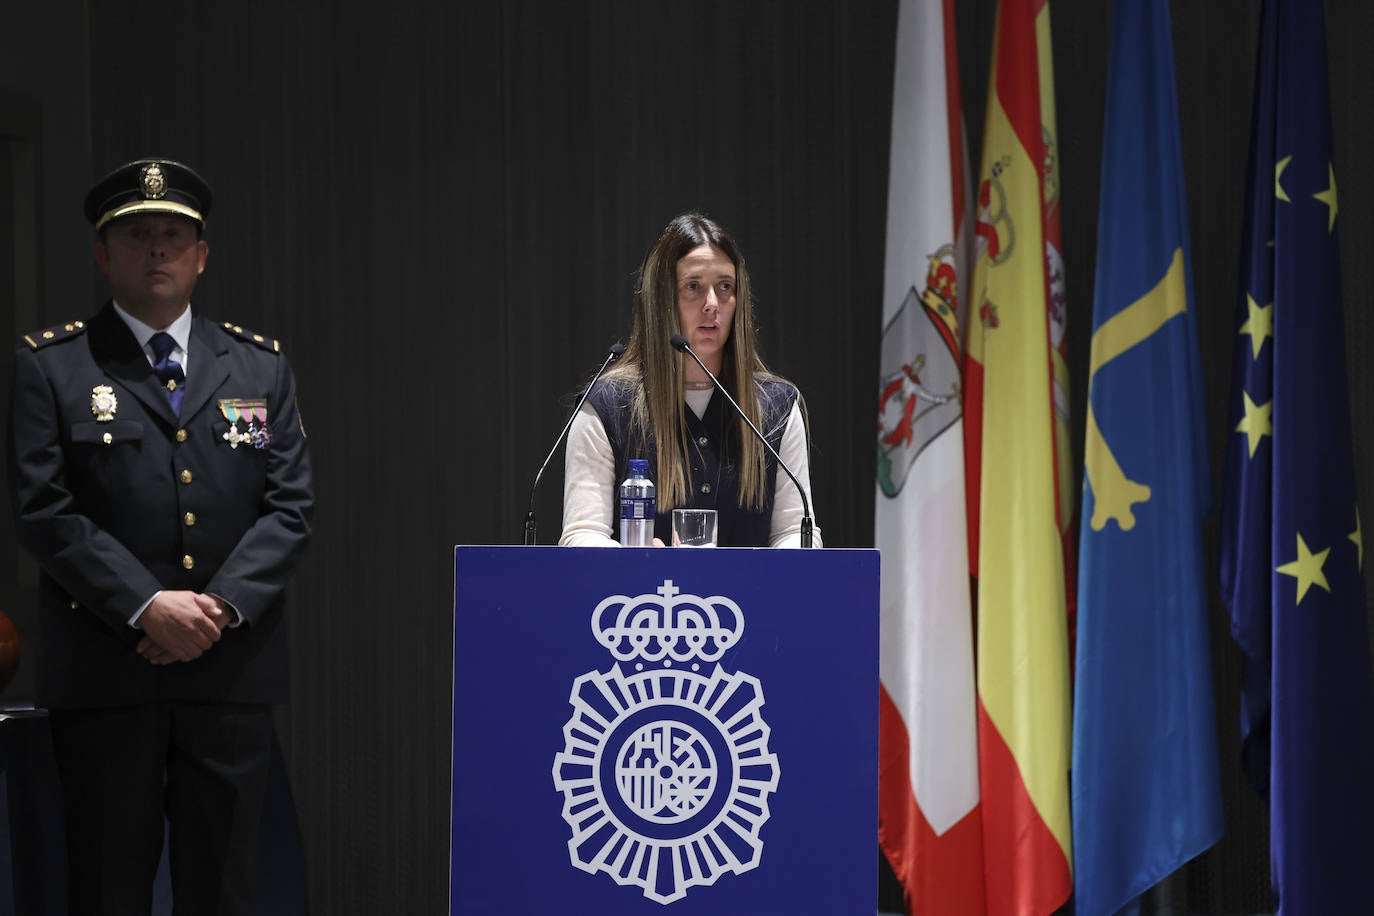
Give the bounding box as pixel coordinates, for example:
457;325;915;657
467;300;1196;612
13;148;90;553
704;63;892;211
670;334;689;352
609;342;626;358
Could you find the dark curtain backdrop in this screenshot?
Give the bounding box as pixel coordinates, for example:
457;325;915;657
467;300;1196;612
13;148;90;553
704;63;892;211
2;1;1371;913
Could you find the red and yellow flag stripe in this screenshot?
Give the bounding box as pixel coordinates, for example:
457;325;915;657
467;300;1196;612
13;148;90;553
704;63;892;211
965;0;1074;913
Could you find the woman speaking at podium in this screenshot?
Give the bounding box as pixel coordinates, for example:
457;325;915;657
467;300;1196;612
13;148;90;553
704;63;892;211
559;212;820;548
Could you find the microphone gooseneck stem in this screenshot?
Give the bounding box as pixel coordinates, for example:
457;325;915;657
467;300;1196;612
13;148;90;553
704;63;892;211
671;336;815;548
523;343;625;545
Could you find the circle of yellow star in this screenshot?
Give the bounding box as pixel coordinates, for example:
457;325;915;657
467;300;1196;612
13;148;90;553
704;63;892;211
1314;163;1338;233
1275;156;1293;203
1238;294;1273;359
1235;391;1273;458
1350;509;1363;571
1277;532;1331;605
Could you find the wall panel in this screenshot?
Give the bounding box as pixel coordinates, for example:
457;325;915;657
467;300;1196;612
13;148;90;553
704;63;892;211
0;0;1367;912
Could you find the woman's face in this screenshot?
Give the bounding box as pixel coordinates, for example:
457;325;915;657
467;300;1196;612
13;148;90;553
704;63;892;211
674;243;737;373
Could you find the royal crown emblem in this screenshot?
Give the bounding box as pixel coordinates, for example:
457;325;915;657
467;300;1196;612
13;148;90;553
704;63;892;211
552;579;780;904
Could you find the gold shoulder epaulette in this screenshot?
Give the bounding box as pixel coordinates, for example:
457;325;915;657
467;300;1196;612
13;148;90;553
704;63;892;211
219;321;281;353
22;320;88;350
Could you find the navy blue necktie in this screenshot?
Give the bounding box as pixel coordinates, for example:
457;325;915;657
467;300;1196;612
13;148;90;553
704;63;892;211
149;332;185;416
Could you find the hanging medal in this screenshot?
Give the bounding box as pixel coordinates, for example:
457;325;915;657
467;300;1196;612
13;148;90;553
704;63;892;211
218;399;245;448
218;398;270;450
247;400;273;449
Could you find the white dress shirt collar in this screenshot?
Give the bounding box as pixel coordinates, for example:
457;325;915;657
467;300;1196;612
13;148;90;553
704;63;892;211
111;301;194;374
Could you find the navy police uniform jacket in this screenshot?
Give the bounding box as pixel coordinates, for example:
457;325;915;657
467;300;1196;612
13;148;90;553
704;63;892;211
7;303;314;708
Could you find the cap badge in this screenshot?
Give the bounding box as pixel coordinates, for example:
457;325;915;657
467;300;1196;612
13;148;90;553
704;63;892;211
90;385;118;422
218;398;272;450
140;163;167;200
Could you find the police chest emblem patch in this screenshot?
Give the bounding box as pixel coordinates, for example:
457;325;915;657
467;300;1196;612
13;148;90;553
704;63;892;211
551;579;780;904
90;385;118;422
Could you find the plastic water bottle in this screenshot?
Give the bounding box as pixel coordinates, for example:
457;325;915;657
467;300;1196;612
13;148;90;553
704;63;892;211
619;459;656;546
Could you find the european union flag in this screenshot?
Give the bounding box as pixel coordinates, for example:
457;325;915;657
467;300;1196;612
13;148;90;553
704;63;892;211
1072;1;1224;913
1219;0;1374;911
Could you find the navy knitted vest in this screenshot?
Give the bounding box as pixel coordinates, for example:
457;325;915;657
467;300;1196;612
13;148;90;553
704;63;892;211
586;377;798;547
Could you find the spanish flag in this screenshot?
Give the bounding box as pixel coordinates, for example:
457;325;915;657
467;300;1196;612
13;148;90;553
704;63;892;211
964;0;1074;912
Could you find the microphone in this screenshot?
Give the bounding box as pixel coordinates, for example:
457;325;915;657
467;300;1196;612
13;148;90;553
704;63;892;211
670;334;815;548
523;342;626;545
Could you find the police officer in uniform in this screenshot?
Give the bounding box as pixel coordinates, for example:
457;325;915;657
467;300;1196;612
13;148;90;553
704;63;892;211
7;158;314;914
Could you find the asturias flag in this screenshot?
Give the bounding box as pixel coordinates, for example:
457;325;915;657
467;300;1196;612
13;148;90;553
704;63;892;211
875;0;985;913
965;0;1074;912
1071;1;1224;913
1219;0;1374;912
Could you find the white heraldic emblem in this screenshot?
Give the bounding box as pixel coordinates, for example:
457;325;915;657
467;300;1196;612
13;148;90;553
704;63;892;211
552;579;780;904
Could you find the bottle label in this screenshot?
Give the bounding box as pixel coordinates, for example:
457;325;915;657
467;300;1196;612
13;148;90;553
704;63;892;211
620;497;655;520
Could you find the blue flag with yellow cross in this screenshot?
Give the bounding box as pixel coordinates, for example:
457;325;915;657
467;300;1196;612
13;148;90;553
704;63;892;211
1218;0;1374;911
1072;1;1224;912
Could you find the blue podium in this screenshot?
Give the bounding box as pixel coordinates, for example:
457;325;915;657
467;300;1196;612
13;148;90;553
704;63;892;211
450;546;879;915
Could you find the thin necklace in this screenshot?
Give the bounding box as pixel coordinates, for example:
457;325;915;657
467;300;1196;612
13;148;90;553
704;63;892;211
684;380;713;390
